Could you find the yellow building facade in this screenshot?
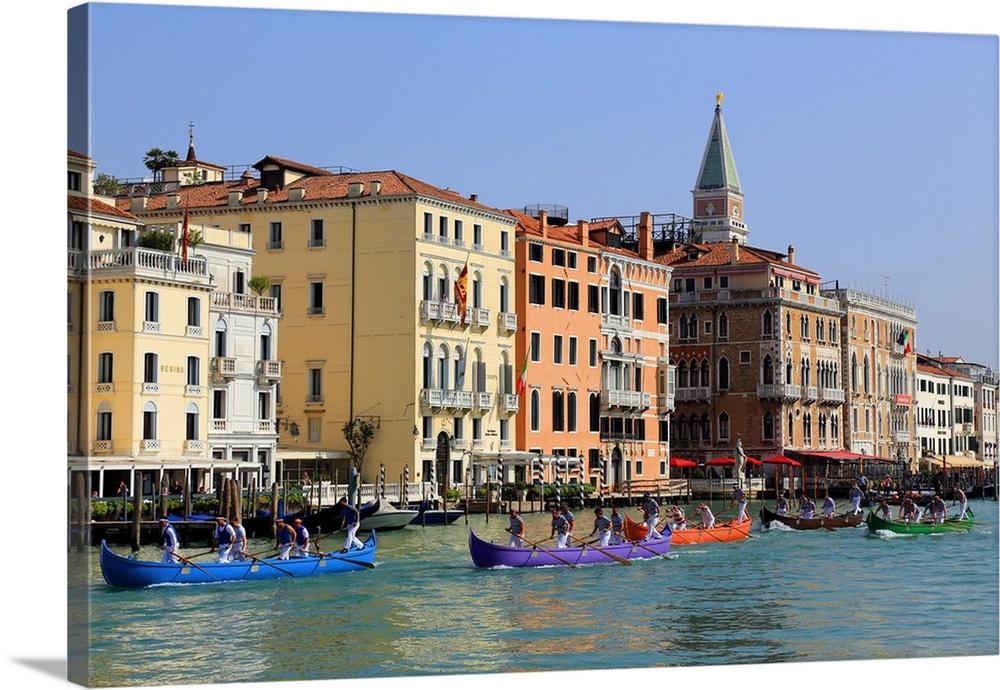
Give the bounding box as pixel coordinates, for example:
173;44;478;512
69;150;279;497
120;153;519;493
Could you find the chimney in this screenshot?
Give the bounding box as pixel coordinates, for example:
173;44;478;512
240;170;254;186
288;187;306;202
469;193;478;203
166;192;181;210
257;188;268;204
347;181;364;198
578;220;590;248
638;211;654;260
130;195;147;213
539;210;549;238
730;236;739;265
228;189;242;206
787;244;796;265
369;180;382;196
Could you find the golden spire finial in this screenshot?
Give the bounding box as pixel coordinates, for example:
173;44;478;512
716;92;724;106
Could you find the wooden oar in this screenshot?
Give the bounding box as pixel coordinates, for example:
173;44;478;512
247;554;296;577
314;536;376;569
169;551;221;581
183;548;216;560
628;538;671;559
506;529;578;569
580;537;632;565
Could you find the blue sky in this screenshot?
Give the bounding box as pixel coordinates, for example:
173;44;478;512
5;3;999;690
71;2;998;367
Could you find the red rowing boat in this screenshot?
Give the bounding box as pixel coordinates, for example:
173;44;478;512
623;513;752;544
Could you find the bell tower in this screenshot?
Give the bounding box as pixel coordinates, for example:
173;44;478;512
692;93;748;244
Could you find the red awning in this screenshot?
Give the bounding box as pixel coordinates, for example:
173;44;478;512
761;455;802;466
798;451;863;460
669;457;698;468
706;456;762;466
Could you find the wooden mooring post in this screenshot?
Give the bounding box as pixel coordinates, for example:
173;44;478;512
129;479;142;552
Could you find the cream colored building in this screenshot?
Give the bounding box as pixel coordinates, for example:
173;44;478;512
822;288;918;464
68;150;279;497
118;148;519;494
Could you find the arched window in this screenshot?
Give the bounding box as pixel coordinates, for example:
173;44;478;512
437;345;449;389
471;270;483;308
96;401;113;441
552;390;564;431
499;277;510;313
688;314;699;340
787;413;794;445
437;264;449;302
678;361;689;388
609;269;622;316
719;411;730;441
863;354;871;394
762;310;773;337
677;414;688;440
142;401;157;440
185;402;199;441
567;392;577;432
689;415;700;441
453;345;466;390
422;343;433;388
214;318;227;357
762;412;773;440
785;356;793;385
589;393;601;432
718;312;729;338
851;353;858;390
260;322;272;360
718;357;730;390
701;413;711;440
421;262;433;301
679;314;690;339
762;355;774;385
530;390;541;432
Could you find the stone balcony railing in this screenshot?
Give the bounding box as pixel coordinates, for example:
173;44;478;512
675;387;711;402
73;247;209;280
420;388;475;410
257;359;282;382
601;313;632;331
602;389;651;409
757;383;802;400
211;291;280;314
818;387;846;404
500;394;519;413
499;312;517;332
475;392;493;410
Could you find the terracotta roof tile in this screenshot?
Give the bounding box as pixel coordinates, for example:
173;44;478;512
654;241;820;277
69;194;138;221
68;149;91;160
115;168;506;216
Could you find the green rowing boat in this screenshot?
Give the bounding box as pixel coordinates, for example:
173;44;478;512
865;510;973;535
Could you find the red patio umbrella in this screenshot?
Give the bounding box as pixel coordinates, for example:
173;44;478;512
706;456;761;466
761;455;801;466
669;457;698;467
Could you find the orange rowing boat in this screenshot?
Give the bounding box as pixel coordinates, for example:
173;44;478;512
623;513;752;544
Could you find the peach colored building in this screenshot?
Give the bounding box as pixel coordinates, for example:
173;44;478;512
508;207;674;492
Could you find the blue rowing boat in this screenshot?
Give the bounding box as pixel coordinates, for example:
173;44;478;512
99;532;376;587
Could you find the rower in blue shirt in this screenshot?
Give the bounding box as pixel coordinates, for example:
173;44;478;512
159;516;180;563
213;516;236;562
641;493;663;540
338;497;364;552
274;516;296;560
293;518;310;557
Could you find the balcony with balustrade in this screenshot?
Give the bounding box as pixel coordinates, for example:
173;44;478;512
801;386;819;402
475;392;493;410
675;387;711;402
600;313;632;331
72;246;209;281
500;394;519;413
602;389;652;409
757;383;802;400
818;388;846;404
257;359;282;383
420;388;475;410
211;291;279;315
499;312;517;333
212;356;237;381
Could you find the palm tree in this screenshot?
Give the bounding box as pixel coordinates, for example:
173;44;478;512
142;148;180;182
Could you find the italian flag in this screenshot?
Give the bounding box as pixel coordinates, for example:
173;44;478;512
897;328;911;355
515;355;529;395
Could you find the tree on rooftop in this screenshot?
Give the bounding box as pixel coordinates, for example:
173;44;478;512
142;148;180;182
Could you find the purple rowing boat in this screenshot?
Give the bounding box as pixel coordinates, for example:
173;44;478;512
468;529;671;568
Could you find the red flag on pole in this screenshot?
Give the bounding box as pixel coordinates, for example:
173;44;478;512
454;261;469;325
182;206;190;264
515;354;529;395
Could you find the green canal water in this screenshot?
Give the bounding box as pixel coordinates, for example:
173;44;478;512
70;499;999;687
